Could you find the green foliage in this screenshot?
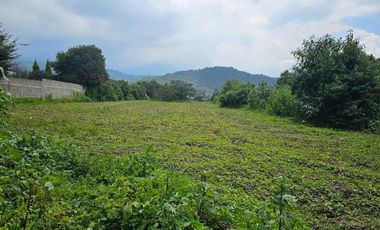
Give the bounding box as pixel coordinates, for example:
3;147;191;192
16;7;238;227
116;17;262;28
87;80;128;101
0;24;18;72
368;119;380;134
0;89;11;128
53;45;109;89
248;81;272;110
153;66;276;94
28;60;43;80
135;80;196;101
128;82;147;100
138;79;161;98
267;86;297;117
32;60;40;73
159;80;195;101
10;101;380;229
13;92;91;104
276;70;295;88
218;79;253;107
0;130;305;229
44;60;53;77
291;32;380;130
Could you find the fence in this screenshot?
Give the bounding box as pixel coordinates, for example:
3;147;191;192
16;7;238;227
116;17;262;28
0;77;85;99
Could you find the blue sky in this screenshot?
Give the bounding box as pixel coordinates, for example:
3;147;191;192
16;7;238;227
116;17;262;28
1;0;380;77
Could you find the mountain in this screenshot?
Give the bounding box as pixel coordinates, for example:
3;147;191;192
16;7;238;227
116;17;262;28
106;69;147;82
149;66;277;93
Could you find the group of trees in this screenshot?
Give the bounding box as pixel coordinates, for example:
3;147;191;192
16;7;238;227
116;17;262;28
215;80;297;117
52;45;196;102
215;32;380;131
91;79;195;102
27;60;53;80
288;32;380;130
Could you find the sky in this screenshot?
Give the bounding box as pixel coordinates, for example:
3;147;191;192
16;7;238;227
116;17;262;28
1;0;380;77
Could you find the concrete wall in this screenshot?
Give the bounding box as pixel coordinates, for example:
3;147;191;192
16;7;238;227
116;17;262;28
0;77;85;99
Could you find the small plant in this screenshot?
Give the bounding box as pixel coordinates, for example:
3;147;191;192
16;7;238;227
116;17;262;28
271;177;304;230
0;89;11;128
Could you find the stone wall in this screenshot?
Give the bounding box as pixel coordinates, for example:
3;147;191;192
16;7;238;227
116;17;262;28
0;77;85;99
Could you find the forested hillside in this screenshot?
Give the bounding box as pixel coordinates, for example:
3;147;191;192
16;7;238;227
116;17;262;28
149;66;276;93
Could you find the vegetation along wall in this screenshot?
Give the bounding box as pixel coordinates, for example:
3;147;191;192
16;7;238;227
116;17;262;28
0;77;85;99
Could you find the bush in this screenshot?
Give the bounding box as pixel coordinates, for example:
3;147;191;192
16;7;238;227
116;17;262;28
218;80;252;107
67;92;92;102
368;119;380;134
248;82;272;110
268;86;297;117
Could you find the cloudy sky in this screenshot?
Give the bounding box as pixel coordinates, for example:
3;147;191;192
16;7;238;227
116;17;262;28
1;0;380;77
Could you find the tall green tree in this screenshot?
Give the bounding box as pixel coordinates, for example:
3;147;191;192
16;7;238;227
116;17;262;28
138;80;161;99
276;70;295;88
291;32;380;129
0;24;18;72
32;60;40;73
53;45;109;89
164;80;195;101
128;82;147;100
29;60;42;80
45;59;53;77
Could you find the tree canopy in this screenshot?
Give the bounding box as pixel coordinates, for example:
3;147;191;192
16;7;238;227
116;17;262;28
291;32;380;129
0;24;18;72
53;45;109;89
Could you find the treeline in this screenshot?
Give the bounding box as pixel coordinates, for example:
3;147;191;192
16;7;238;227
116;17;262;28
7;44;197;102
87;79;196;102
215;32;380;132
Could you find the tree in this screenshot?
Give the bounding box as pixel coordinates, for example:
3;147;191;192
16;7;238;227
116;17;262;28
32;60;40;72
0;24;18;72
138;80;161;98
291;32;380;130
248;81;272;110
45;60;53;77
164;80;195;101
129;82;147;100
53;45;109;89
218;80;253;107
29;60;42;80
276;70;295;88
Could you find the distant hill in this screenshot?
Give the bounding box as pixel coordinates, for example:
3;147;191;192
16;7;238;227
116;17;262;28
149;66;277;93
107;69;146;82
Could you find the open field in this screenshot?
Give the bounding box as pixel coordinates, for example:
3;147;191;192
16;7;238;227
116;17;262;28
9;100;380;229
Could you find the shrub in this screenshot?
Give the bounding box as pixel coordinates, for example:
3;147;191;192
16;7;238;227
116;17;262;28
218;80;252;107
0;89;10;128
268;86;297;117
67;92;92;102
248;82;272;110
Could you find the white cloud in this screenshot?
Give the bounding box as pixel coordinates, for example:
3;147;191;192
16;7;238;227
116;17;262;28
352;29;380;57
1;0;380;76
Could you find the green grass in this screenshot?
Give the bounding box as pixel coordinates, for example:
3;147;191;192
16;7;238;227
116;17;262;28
9;100;380;229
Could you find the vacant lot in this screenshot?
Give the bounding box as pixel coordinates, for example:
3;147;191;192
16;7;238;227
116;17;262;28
10;101;380;229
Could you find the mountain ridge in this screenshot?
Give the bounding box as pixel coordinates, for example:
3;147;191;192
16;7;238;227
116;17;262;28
108;66;277;93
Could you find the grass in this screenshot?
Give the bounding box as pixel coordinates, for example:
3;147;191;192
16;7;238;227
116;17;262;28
9;100;380;229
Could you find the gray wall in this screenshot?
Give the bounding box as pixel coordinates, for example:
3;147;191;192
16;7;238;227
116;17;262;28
0;77;85;99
